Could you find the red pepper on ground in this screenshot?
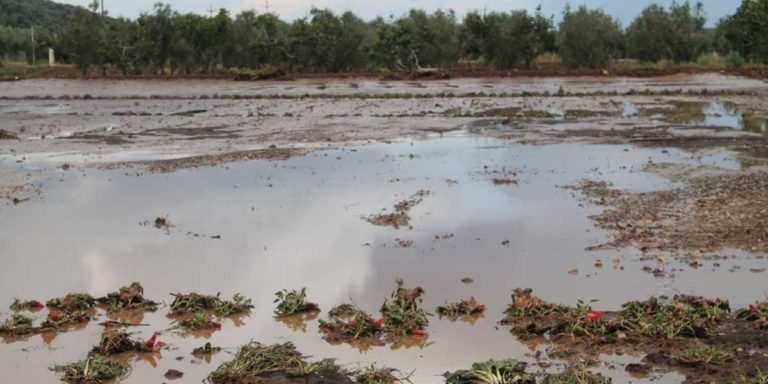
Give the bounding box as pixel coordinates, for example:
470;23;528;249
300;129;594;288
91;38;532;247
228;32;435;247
476;304;486;312
214;322;222;329
34;301;45;309
750;304;758;313
145;332;159;349
410;328;426;337
586;310;602;322
373;318;384;328
48;311;60;322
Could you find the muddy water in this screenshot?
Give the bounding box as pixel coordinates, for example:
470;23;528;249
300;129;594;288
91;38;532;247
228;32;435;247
0;136;763;383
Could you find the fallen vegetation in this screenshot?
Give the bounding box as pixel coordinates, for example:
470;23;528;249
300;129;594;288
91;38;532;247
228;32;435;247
381;279;430;337
274;288;320;317
319;304;383;342
96;283;158;313
436;297;486;322
169;292;253;317
53;357;130;384
205;342;343;384
91;329;163;355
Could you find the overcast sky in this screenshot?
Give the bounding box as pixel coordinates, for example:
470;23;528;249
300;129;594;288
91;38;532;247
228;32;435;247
57;0;741;26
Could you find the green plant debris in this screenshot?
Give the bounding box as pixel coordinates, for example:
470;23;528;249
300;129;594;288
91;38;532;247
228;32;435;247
169;292;253;317
732;369;768;384
96;283;158;313
540;369;612;384
319;304;383;341
9;299;45;311
639;100;707;124
615;295;729;339
564;109;621;119
473;107;557;119
193;342;222;356
47;293;97;312
737;301;768;330
328;304;358;319
177;312;222;331
673;346;735;367
445;359;533;384
273;288;319;317
501;289;729;341
206;342;340;383
354;364;400;384
381;279;430;337
91;329;159;356
436;297;486;321
0;129;18;140
42;310;92;329
53;357;130;384
501;288;605;340
170;109;208;116
0;314;38;335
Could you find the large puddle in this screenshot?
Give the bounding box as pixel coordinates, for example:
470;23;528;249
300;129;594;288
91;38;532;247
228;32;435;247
0;136;764;383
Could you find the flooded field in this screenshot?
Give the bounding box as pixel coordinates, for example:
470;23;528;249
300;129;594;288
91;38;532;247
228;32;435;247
1;74;768;384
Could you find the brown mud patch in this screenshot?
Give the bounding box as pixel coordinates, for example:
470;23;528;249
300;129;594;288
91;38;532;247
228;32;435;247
570;168;768;254
102;147;310;173
367;190;430;229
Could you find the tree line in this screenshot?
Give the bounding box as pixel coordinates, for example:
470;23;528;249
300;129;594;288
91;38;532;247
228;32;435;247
1;0;767;75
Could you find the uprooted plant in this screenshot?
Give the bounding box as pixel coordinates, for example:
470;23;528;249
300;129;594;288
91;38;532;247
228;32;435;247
53;357;130;384
96;283;159;313
9;299;45;312
169;292;253;317
445;359;534;384
273;288;319;317
319;304;384;341
672;346;735;368
205;342;342;383
47;293;97;312
501;288;606;340
737;301;768;330
42;310;92;329
381;279;430;337
436;297;486;321
0;314;38;335
539;368;612;384
175;312;222;331
91;329;163;355
354;364;403;384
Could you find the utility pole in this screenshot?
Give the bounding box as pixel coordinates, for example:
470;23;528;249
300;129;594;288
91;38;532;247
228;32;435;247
265;0;272;14
31;26;36;66
208;2;215;17
101;0;105;16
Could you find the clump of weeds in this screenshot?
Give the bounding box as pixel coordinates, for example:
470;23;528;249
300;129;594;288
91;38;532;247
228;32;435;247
436;297;486;322
0;314;38;335
381;279;430;337
445;359;534;384
91;329;162;355
354;364;404;384
97;283;158;313
672;346;735;368
206;342;342;383
737;301;768;330
319;304;383;341
47;293;97;312
9;298;45;312
501;288;606;340
274;288;319;317
733;369;768;384
169;292;253;317
53;357;130;384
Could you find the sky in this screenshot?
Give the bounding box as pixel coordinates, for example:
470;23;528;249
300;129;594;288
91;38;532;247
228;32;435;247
57;0;741;26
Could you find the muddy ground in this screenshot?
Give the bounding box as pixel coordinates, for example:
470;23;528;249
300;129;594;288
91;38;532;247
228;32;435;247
1;74;767;383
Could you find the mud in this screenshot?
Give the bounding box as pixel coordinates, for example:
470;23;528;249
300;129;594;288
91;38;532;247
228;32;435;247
0;75;767;384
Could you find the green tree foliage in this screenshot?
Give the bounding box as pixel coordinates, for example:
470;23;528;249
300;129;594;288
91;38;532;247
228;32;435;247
558;6;623;69
0;0;82;33
627;2;707;63
462;7;553;69
63;3;103;74
718;0;768;63
136;3;174;73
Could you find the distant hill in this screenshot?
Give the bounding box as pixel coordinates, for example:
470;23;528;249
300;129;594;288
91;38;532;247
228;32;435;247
0;0;84;33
